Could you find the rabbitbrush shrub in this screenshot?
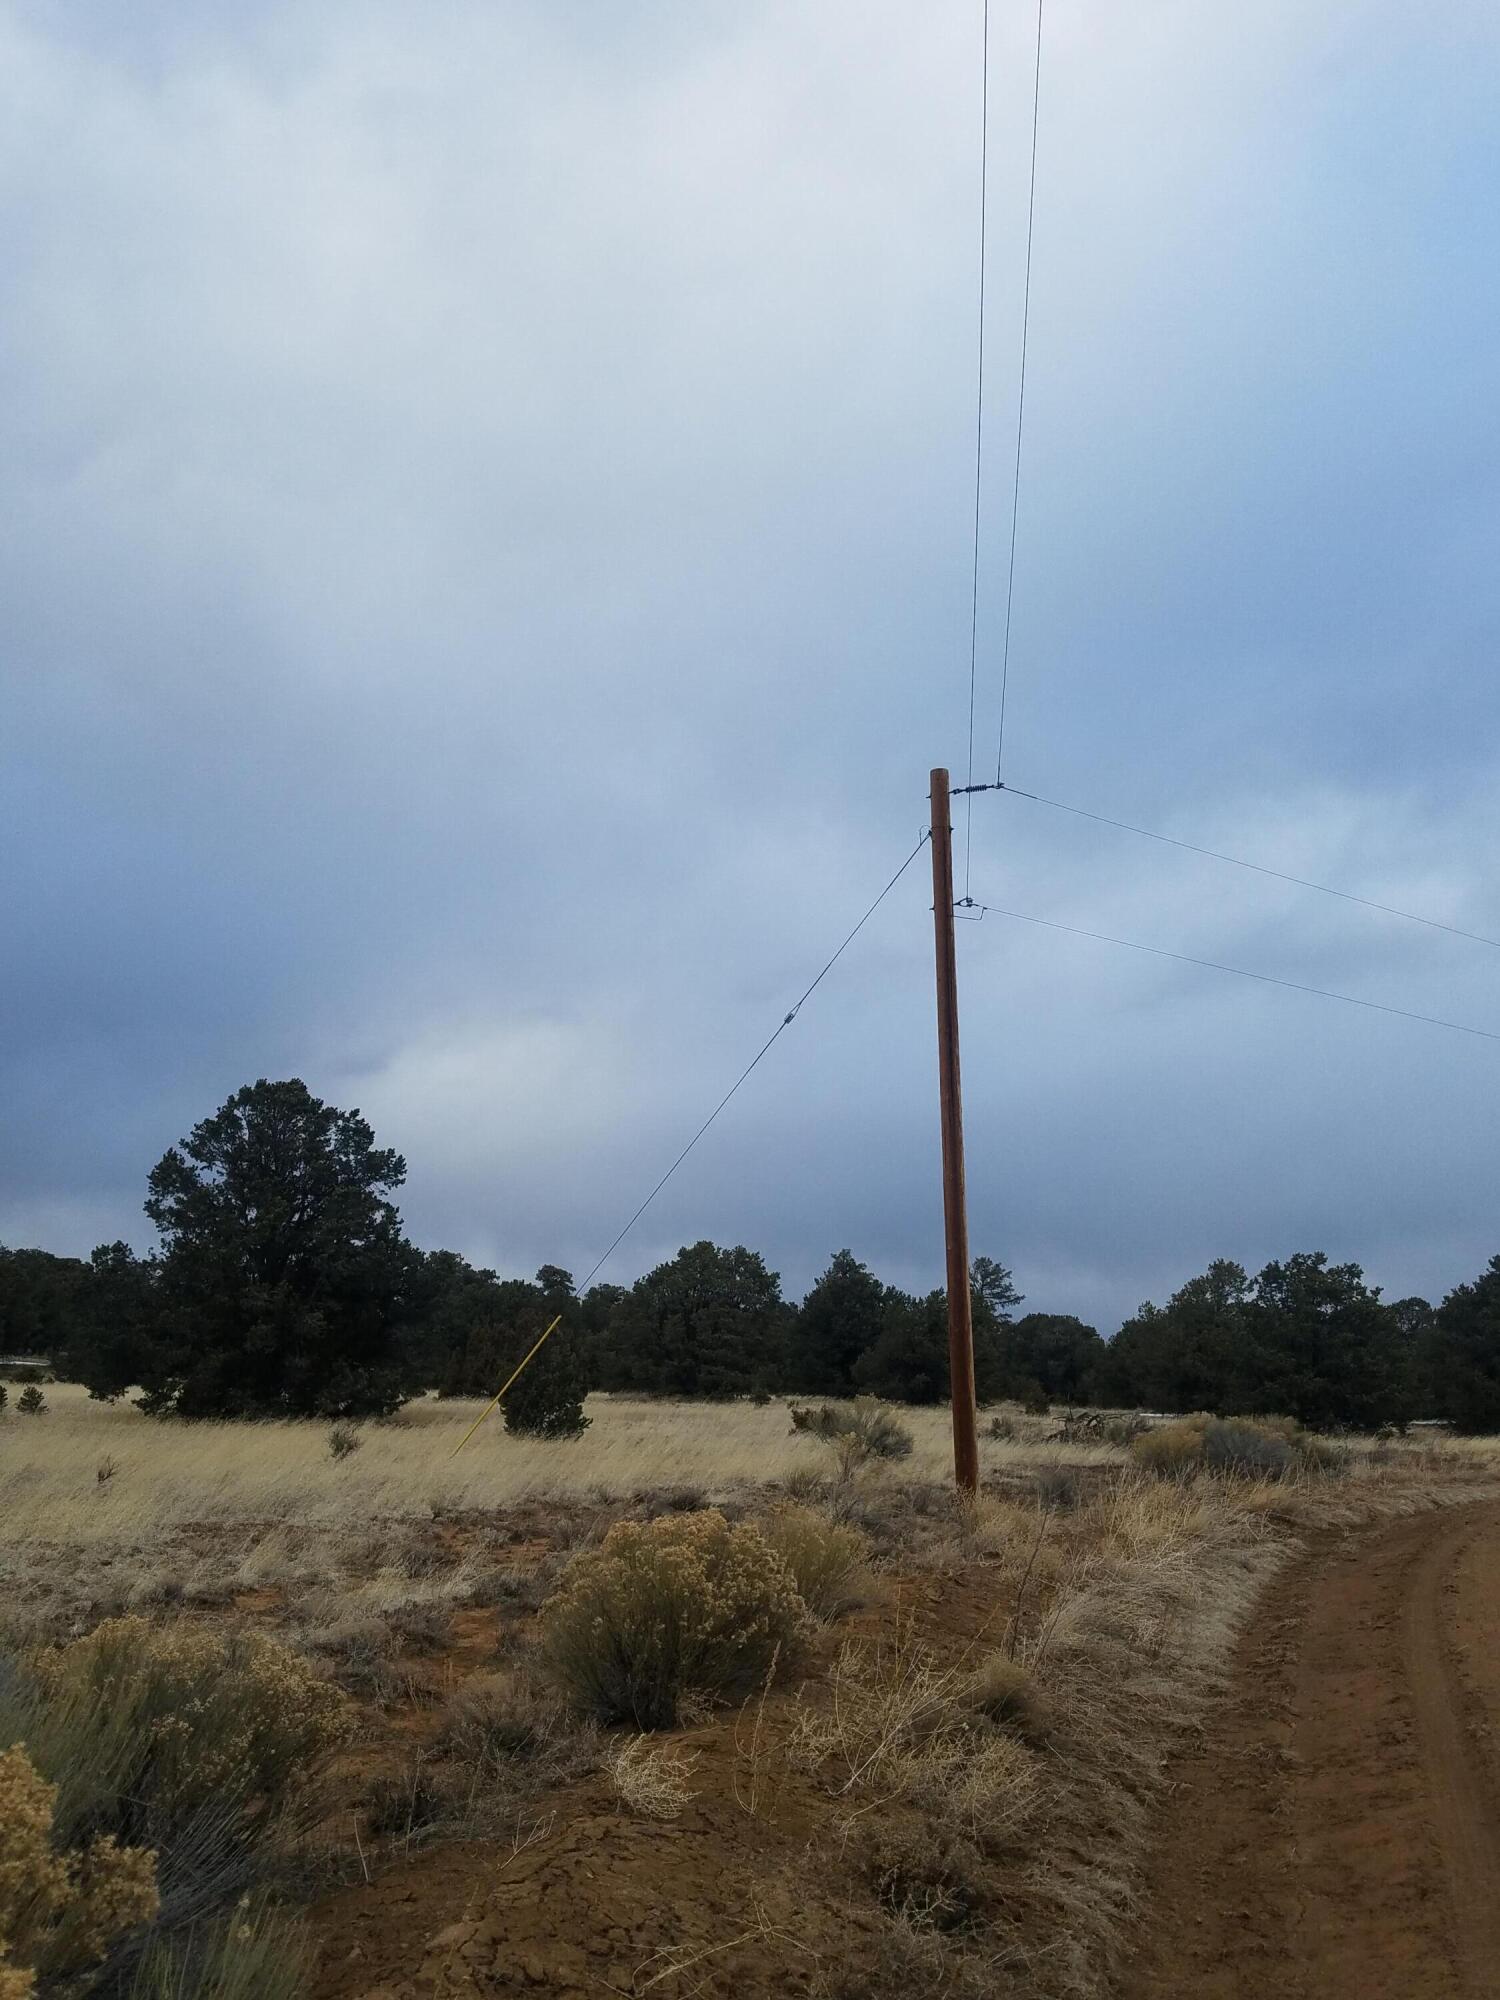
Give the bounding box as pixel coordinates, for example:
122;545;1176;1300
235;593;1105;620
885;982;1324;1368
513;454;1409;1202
538;1510;810;1728
0;1743;158;1996
15;1617;350;1848
759;1504;870;1619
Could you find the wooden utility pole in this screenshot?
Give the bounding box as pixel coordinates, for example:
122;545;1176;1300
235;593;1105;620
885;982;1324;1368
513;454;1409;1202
929;767;980;1494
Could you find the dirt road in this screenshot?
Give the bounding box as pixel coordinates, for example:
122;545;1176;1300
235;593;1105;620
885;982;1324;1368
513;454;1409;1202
1119;1499;1500;2000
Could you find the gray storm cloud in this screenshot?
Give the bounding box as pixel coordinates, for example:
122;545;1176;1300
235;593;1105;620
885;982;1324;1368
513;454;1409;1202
2;0;1497;1330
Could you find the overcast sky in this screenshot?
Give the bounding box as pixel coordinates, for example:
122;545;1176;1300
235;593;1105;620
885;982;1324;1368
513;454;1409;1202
3;1;1497;1332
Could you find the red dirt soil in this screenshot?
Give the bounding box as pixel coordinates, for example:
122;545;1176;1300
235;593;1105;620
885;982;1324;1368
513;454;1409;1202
308;1560;1018;2000
1118;1498;1500;2000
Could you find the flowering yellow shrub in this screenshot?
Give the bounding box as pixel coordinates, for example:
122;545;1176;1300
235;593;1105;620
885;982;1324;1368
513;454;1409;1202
538;1510;810;1728
28;1616;350;1829
0;1745;157;1993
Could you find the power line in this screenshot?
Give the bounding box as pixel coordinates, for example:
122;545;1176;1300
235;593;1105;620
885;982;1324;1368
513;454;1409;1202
992;0;1045;786
994;782;1500;950
577;830;932;1293
965;900;1500;1043
962;0;991;903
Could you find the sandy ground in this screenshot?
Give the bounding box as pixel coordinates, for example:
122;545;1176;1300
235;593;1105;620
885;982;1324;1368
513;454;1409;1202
1118;1498;1500;2000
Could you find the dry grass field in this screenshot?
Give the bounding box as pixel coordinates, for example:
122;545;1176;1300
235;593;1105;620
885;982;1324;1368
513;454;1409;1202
4;1387;1498;2000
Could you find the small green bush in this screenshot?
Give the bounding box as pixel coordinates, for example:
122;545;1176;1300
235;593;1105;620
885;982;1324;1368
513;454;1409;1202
327;1424;362;1461
1200;1419;1295;1479
538;1511;810;1729
16;1387;46;1417
759;1504;870;1619
789;1397;915;1478
1131;1412;1334;1482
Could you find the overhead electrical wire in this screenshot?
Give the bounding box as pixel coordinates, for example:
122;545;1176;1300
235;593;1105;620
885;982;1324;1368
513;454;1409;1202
575;830;932;1294
992;0;1045;788
962;0;992;902
988;781;1500;950
965;900;1500;1043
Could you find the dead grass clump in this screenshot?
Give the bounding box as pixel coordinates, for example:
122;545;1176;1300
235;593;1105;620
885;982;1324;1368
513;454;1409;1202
634;1483;710;1518
436;1670;588;1778
790;1623;1040;1851
300;1610;400;1696
538;1511;810;1729
0;1744;158;1993
606;1736;700;1820
363;1761;455;1842
465;1553;568;1613
386;1601;451;1654
758;1504;871;1620
967;1653;1048;1742
861;1820;986;1933
1032;1463;1087;1511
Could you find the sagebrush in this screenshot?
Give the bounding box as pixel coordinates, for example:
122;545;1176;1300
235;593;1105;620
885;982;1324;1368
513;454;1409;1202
789;1398;915;1478
538;1510;810;1728
1131;1412;1338;1481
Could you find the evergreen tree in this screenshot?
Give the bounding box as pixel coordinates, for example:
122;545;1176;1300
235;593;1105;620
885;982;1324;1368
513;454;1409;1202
87;1078;423;1419
854;1259;1016;1406
789;1249;885;1396
0;1246;88;1360
1008;1313;1104;1404
503;1267;591;1439
1247;1253;1415;1430
1101;1253;1417;1428
602;1242;787;1397
408;1251;503;1390
1100;1261;1254;1412
854;1288;950;1403
437;1274;545;1395
64;1243;159;1399
1428;1255;1500;1433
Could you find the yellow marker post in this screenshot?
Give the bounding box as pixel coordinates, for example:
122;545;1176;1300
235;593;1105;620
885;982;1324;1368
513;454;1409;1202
448;1313;565;1457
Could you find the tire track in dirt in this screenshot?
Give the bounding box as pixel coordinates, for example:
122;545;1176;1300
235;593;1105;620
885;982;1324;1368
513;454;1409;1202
1406;1507;1500;1990
1117;1499;1500;2000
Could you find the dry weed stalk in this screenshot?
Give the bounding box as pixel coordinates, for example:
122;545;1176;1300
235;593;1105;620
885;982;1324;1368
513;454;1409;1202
632;1897;819;1996
606;1737;700;1822
732;1644;782;1818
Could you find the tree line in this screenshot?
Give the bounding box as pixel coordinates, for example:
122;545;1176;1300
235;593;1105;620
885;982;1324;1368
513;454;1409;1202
4;1077;1499;1434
